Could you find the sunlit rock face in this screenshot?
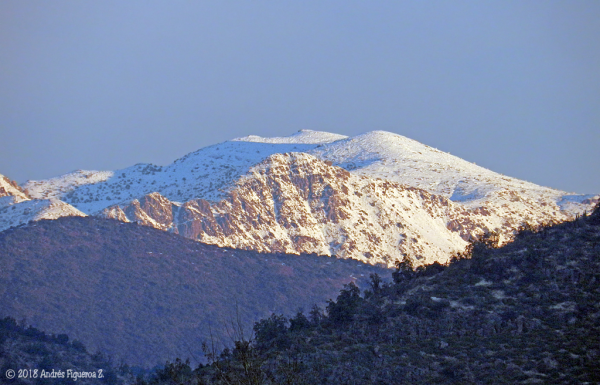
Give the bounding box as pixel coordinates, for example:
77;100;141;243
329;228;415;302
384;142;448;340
101;152;596;267
8;130;598;266
0;173;86;231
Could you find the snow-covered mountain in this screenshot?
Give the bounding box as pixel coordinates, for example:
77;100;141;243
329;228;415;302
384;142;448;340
98;153;487;266
0;173;86;231
23;130;347;213
9;130;599;266
1;174;29;202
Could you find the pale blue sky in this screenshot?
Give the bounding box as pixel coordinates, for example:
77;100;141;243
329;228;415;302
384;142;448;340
1;1;599;193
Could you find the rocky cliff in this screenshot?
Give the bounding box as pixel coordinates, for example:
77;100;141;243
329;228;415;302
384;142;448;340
0;173;85;231
101;152;590;267
8;130;599;266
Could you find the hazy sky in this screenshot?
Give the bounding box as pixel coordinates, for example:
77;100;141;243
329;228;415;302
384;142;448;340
1;1;599;193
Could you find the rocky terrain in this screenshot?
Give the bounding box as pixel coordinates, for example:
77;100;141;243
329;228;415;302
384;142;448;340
0;173;85;231
100;152;588;267
3;130;597;267
0;174;29;202
140;203;600;384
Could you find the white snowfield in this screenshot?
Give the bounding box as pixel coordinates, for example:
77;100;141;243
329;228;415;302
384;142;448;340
3;130;598;266
234;130;348;144
0;173;86;231
25;170;114;200
0;174;30;203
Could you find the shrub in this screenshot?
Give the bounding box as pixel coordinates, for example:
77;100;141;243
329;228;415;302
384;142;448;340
253;314;289;350
326;282;362;326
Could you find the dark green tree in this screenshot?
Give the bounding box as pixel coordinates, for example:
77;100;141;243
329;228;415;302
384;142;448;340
289;310;310;332
253;314;289;350
326;282;362;326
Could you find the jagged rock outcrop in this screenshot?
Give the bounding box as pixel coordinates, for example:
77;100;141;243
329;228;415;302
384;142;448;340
101;153;590;267
0;173;86;231
0;174;29;202
7;130;599;265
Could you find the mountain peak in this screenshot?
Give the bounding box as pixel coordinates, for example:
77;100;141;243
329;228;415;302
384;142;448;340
0;173;29;202
3;130;598;266
24;169;114;200
232;129;347;144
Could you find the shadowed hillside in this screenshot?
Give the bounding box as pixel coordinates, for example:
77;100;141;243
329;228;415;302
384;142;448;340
143;204;600;384
0;217;390;367
0;316;132;385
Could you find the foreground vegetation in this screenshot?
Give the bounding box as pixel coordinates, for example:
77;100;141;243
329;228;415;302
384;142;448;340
1;205;598;384
0;316;132;385
0;216;388;367
142;205;600;384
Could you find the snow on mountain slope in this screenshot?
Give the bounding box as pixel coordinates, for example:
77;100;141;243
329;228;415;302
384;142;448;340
102;153;465;266
228;130;594;216
18;130;594;217
101;153;588;267
557;193;598;214
234;130;595;218
308;131;580;209
24;170;114;200
7;130;598;266
234;129;347;144
27;132;343;214
0;173;87;231
0;198;86;232
0;174;29;202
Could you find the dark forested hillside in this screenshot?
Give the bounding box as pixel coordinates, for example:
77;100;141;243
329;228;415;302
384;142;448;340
0;316;132;385
143;204;600;384
0;217;390;367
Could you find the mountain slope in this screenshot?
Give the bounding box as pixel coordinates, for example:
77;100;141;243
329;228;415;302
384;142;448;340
0;174;30;202
23;130;346;214
29;130;595;216
0;317;129;385
12;130;599;265
101;152;592;267
154;204;600;385
0;216;389;367
0;173;86;232
0;198;86;231
239;131;595;211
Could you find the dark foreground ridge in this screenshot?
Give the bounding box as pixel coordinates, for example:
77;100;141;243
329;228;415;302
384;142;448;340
0;316;129;384
140;204;600;384
0;216;389;367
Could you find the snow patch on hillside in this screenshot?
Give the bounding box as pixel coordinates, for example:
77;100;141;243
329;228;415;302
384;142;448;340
233;129;347;144
557;194;599;214
24;170;114;200
450;182;486;203
51;135;346;214
0;198;86;232
0;174;29;202
0;196;16;209
309;131;551;197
